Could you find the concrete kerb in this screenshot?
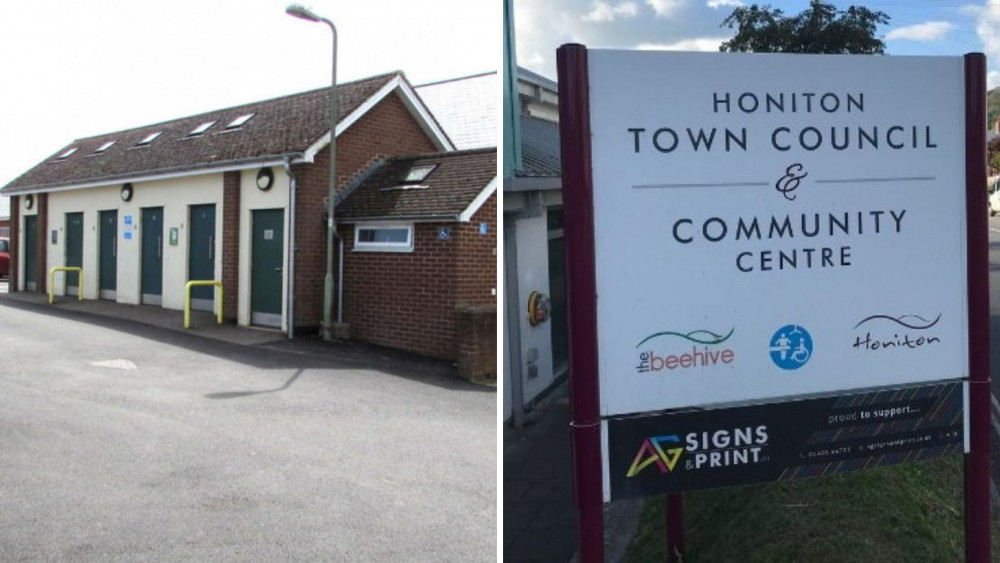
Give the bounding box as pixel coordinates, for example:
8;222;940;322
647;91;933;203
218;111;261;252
0;290;282;346
0;289;485;393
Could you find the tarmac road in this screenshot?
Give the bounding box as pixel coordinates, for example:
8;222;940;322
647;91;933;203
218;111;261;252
0;300;495;561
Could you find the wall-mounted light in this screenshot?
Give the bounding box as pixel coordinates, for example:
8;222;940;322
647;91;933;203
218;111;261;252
256;167;274;191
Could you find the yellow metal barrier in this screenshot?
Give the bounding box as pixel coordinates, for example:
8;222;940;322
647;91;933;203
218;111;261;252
48;267;84;304
184;280;224;328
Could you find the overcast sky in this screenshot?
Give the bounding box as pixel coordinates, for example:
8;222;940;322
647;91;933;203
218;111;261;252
516;0;999;84
0;0;496;218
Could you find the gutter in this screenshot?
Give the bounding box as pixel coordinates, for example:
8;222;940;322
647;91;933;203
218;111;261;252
337;214;462;223
3;153;303;196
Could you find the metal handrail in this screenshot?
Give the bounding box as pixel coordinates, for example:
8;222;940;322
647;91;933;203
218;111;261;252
48;267;84;304
184;280;223;328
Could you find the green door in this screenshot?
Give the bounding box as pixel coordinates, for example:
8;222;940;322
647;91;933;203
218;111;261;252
23;215;36;291
251;209;284;327
99;210;117;299
188;204;216;311
141;207;163;305
65;212;83;296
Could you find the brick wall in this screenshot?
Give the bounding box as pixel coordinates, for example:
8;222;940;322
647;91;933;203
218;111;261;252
9;196;18;291
453;191;498;371
454;192;498;308
339;221;460;359
457;306;497;381
222;171;240;320
292;92;439;330
337;191;497;362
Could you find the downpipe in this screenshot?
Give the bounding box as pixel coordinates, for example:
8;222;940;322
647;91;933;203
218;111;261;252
284;158;297;339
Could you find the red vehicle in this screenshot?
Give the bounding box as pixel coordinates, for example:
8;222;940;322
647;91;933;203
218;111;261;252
0;237;8;278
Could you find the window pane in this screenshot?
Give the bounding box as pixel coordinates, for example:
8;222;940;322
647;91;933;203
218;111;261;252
377;229;409;243
0;240;8;252
405;165;436;183
358;228;409;244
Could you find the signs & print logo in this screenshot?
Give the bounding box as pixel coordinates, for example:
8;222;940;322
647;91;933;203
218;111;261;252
626;435;684;477
626;426;770;478
769;324;812;370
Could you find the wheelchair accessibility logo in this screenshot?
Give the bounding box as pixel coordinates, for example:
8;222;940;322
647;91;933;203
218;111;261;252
769;325;812;370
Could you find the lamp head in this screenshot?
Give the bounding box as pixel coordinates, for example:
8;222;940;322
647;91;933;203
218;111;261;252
285;4;323;22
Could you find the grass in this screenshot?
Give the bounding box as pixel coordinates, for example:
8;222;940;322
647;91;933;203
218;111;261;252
625;456;1000;563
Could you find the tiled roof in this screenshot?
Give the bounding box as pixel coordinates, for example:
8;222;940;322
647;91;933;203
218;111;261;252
2;72;400;194
415;72;497;150
518;115;560;178
337;148;496;220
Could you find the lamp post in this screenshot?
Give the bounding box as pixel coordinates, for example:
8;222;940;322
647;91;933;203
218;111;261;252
286;3;338;341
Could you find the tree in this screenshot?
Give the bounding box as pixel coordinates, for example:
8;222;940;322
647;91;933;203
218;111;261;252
720;0;889;55
988;137;1000;177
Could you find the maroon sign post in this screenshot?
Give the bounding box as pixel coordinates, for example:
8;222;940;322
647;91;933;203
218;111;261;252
963;52;990;563
557;43;605;563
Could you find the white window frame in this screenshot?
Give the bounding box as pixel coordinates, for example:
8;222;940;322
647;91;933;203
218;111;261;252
226;113;255;129
353;223;414;252
137;131;162;145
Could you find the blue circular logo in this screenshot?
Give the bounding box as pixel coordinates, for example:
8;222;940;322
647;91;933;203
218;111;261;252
769;325;812;370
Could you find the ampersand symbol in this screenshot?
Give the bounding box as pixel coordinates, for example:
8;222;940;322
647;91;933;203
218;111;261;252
775;163;808;201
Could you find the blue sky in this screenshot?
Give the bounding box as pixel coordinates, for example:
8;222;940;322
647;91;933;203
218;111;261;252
515;0;1000;86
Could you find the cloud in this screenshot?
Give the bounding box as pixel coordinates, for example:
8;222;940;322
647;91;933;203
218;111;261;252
583;1;640;22
974;1;1000;88
636;37;726;51
513;0;725;79
885;21;954;41
706;0;743;8
646;0;685;18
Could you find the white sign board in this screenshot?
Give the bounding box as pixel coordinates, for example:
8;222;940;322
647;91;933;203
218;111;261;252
588;51;968;416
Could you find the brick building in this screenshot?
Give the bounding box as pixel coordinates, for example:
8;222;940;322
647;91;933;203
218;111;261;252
0;71;497;374
336;149;497;375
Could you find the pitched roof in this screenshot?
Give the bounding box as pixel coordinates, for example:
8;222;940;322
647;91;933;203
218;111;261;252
2;71;448;195
415;72;497;150
518;115;560;178
518;66;558;92
336;148;496;221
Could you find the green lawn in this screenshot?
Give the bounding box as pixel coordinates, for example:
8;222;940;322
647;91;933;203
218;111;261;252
625;456;1000;563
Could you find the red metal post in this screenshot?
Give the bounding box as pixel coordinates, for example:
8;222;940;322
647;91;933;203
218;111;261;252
666;494;685;562
557;43;605;563
963;52;991;563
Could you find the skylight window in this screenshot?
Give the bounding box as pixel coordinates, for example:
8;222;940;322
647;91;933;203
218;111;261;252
189;121;217;136
95;141;116;153
225;113;255;129
137;132;162;146
56;148;78;159
404;164;437;183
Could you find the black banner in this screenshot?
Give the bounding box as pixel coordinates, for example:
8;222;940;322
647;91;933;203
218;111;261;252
605;381;965;501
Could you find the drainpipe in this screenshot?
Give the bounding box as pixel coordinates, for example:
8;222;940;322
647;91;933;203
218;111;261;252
337;234;344;324
284;158;297;339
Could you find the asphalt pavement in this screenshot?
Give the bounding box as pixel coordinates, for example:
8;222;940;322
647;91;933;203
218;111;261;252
0;296;495;561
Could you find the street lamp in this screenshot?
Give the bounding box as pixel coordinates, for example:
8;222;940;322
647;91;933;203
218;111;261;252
286;3;339;341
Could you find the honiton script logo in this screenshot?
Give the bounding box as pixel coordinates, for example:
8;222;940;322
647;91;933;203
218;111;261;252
852;313;942;352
